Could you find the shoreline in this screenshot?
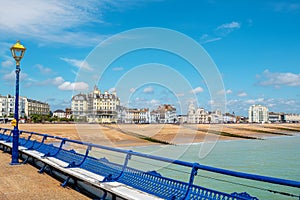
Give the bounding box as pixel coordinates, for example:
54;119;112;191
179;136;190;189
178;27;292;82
130;133;300;149
1;123;299;148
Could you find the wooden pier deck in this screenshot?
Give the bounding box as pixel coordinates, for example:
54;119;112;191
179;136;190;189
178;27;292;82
0;152;89;200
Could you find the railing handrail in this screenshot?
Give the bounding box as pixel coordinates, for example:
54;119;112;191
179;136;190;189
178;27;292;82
2;127;300;189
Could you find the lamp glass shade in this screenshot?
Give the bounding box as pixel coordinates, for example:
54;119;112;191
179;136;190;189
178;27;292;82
10;40;26;63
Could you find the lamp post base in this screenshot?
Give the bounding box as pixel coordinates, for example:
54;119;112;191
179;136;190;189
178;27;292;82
11;127;20;165
9;161;21;166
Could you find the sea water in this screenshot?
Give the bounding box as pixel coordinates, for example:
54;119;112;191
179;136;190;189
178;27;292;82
129;135;300;200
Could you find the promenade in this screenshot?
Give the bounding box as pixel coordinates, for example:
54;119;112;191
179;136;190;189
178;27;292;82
0;152;89;200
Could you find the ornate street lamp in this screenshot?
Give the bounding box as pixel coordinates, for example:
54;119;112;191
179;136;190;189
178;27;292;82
10;40;26;165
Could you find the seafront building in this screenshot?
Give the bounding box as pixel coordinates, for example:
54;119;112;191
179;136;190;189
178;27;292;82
69;89;300;124
284;113;300;123
26;98;50;116
223;112;236;123
117;105;175;124
53;109;66;119
71;87;178;124
268;112;284;123
187;104;209;123
150;104;177;123
71;86;120;123
248;105;268;123
0;94;50;119
117;108;150;124
177;115;188;124
187;103;225;124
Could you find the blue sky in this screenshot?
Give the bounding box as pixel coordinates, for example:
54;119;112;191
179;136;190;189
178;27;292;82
0;0;299;116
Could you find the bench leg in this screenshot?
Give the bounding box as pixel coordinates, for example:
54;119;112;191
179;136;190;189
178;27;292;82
61;176;71;187
39;164;47;174
101;190;107;200
22;155;30;164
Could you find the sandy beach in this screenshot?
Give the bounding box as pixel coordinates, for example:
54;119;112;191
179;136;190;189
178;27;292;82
1;123;299;147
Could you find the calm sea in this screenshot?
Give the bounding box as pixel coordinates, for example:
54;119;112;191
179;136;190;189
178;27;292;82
129;134;300;200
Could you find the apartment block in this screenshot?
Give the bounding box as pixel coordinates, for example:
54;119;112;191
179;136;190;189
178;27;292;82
0;94;49;118
248;105;268;123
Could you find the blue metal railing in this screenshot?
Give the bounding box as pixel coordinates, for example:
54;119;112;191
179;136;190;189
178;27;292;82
0;127;299;200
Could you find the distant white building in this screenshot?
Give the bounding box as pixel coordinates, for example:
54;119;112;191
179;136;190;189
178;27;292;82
268;112;284;123
248;105;268;123
187;104;196;123
223;113;236;123
177;115;187;124
53;109;66;118
71;86;120;123
122;108;150;124
0;94;49;119
187;104;209;123
150;110;160;123
150;105;177;123
284;113;300;123
208;110;223;124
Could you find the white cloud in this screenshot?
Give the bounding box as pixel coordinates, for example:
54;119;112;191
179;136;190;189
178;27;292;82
109;88;116;93
200;34;222;44
23;76;64;87
227;98;300;116
3;70;28;81
258;69;300;87
150;99;160;105
143;86;154;94
112;67;124;71
36;64;53;75
61;58;93;71
215;21;241;36
0;1;152;46
52;77;65;86
217;21;241;30
217;89;232;95
208;100;215;105
245;98;265;104
200;34;209;40
238;92;248;97
190;87;204;94
130;88;136;93
0;1;107;46
58;81;89;91
176;93;185;97
203;37;222;44
1;60;13;68
226;89;233;94
201;21;240;44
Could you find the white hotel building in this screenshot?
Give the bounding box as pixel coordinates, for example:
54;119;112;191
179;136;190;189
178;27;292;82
248;105;269;123
71;86;120;123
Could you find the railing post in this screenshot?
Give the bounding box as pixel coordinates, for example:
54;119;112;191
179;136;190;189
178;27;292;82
66;145;92;168
42;139;66;158
20;132;32;146
5;130;14;142
102;150;132;182
183;163;198;200
0;129;8;140
33;135;48;150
